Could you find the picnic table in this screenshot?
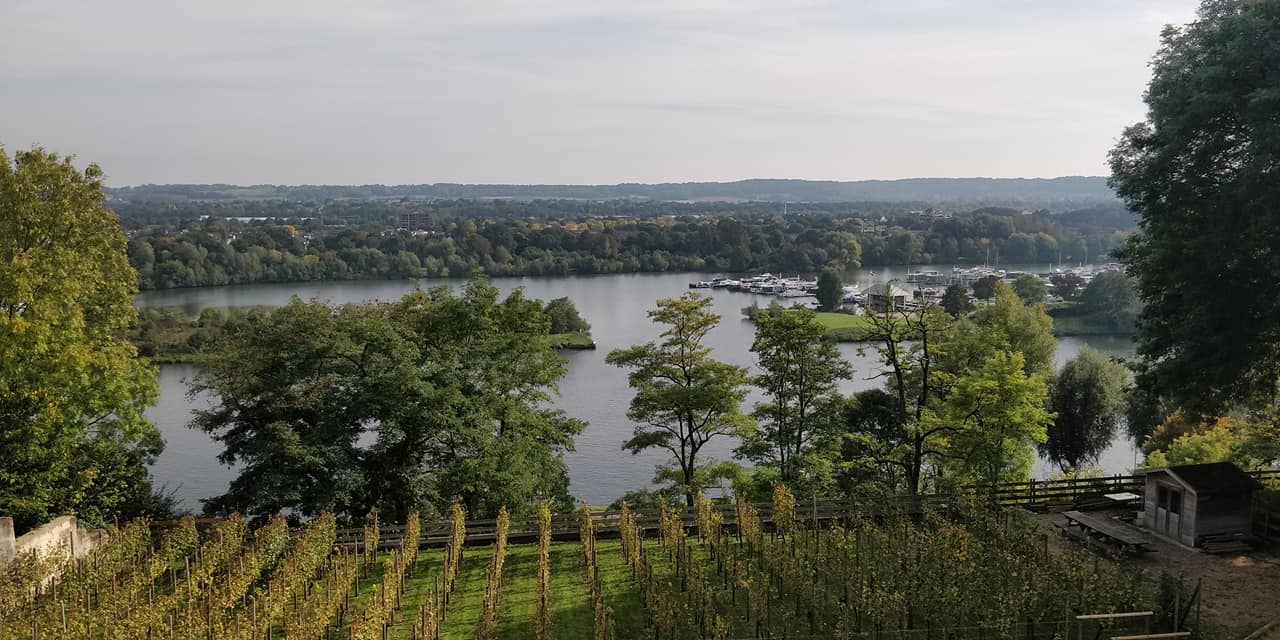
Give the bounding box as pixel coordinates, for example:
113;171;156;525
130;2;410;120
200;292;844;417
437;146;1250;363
1104;491;1142;505
1061;510;1153;556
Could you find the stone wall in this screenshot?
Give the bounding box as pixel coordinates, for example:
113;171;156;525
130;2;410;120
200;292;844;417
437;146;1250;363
0;515;109;569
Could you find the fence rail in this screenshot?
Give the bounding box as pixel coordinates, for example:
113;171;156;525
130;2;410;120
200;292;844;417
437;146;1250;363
150;469;1280;549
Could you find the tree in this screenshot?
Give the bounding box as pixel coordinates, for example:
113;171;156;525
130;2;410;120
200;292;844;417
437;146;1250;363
607;293;751;506
940;283;974;317
1041;348;1129;472
0;148;164;531
967;283;1057;377
394;282;585;519
193;279;583;522
1079;272;1139;332
815;268;842;312
543;296;591;334
1110;0;1280;413
843;304;955;495
1145;425;1240;468
1141;410;1229;455
736;305;851;495
837;389;905;494
1012;274;1048;306
940;351;1052;486
971;275;1001;300
1049;273;1086;301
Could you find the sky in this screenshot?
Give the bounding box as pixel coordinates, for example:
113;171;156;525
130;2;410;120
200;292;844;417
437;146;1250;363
0;1;1200;186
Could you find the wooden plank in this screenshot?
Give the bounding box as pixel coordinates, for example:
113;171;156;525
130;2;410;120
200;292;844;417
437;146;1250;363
1110;633;1191;640
1076;612;1154;621
1063;511;1150;547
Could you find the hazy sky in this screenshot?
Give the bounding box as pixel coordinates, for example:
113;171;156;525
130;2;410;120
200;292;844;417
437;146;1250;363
1;1;1198;186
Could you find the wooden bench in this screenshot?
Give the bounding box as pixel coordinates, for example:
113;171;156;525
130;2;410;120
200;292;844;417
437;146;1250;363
1063;510;1153;556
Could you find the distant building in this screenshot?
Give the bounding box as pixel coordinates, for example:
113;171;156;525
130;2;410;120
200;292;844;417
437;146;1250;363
865;282;913;312
915;208;953;220
1141;462;1262;548
397;211;431;229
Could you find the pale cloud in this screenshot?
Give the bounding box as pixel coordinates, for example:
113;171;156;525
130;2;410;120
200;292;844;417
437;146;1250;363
0;0;1199;185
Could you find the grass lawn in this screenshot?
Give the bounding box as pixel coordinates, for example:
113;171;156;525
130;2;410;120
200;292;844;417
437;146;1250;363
376;541;600;640
547;331;596;349
810;312;873;330
810;312;904;342
367;539;693;640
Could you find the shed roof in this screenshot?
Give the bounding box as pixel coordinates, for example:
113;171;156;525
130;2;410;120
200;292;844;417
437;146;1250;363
1152;462;1262;497
867;283;913;299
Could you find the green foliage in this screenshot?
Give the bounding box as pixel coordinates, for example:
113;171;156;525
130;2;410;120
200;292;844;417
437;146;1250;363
192;276;583;522
847;294;1058;493
1079;272;1140;332
543;296;591;334
127;305;270;361
815;268;842;312
837;389;907;494
1110;0;1280;414
0;148;164;531
844;305;956;495
971;275;1000;300
1145;425;1240;467
737;305;851;495
940;283;974;317
1042;348;1130;471
1049;273;1086;301
607;293;751;506
940;351;1052;486
116;199;1128;289
1142;410;1279;469
967;283;1057;377
1012;274;1049;306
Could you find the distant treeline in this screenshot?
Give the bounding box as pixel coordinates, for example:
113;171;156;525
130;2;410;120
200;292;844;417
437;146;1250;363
106;176;1118;205
122;205;1134;290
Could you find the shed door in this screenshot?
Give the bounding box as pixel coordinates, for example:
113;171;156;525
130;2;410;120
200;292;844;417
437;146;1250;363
1156;484;1182;538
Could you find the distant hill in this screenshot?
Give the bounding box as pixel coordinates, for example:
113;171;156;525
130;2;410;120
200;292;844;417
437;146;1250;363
106;177;1116;207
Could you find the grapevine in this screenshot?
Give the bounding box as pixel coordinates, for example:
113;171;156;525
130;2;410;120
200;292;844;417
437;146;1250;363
533;500;552;640
475;506;510;640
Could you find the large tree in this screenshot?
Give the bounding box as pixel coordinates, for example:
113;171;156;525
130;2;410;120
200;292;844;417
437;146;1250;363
608;293;751;506
815;268;843;312
193;279;583;522
844;304;955;495
736;305;851;495
961;283;1057;377
939;351;1052;486
1110;0;1280;413
1041;348;1129;472
1078;272;1140;333
0;148;164;531
543;296;591;334
940;283;974;317
1012;274;1048;307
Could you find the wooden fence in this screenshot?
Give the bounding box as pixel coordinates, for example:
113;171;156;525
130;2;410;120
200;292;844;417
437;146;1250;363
150;469;1280;549
332;473;1152;551
334;495;928;551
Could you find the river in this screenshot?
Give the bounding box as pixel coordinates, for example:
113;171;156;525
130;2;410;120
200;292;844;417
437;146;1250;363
138;266;1139;510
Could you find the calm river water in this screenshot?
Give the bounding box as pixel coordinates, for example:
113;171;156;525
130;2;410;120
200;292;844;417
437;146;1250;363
137;267;1138;510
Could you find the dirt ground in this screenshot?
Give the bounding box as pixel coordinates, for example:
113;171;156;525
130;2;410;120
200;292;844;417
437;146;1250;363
1037;510;1280;637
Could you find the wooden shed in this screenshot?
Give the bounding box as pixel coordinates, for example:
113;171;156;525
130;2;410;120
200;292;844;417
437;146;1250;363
1142;462;1262;547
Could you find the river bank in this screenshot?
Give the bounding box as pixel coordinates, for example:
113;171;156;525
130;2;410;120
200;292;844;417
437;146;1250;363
129;303;597;363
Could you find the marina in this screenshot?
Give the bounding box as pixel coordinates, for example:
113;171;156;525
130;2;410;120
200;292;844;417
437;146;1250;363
695;262;1126;308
